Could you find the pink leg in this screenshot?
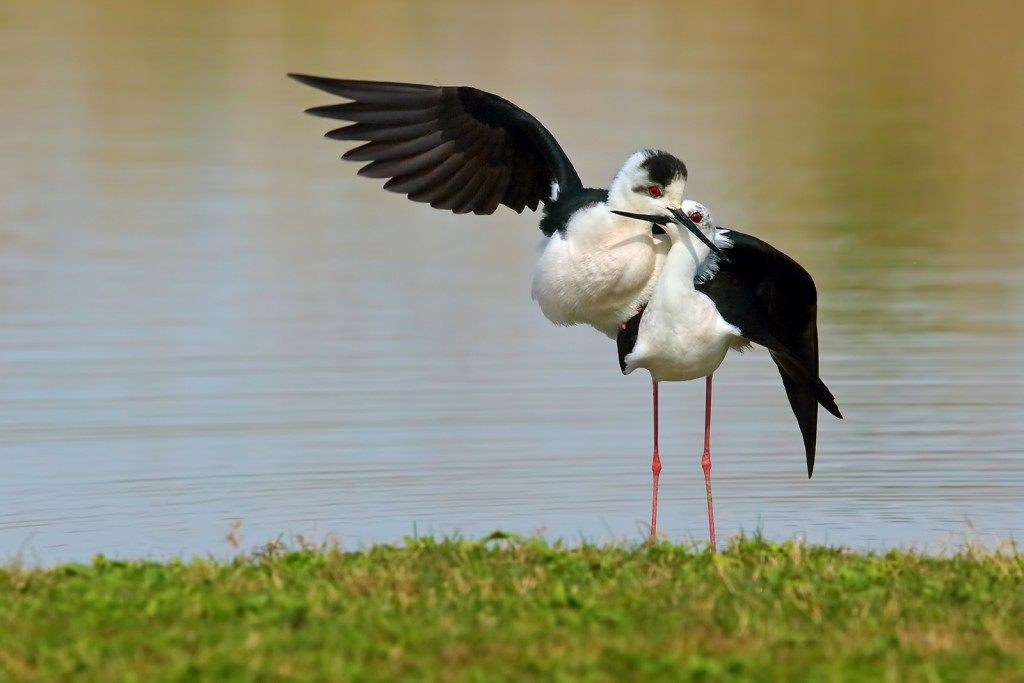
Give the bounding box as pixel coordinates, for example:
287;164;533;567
703;374;717;552
650;380;662;540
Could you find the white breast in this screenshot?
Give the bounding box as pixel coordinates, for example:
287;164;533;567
531;205;668;338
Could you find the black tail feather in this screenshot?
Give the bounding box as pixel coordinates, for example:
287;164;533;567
769;350;843;478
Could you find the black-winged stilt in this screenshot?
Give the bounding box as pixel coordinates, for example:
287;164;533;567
289;74;695;532
288;75;840;547
613;200;843;550
288;74;684;335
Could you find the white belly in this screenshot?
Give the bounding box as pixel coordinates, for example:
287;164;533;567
532;231;666;338
624;292;741;382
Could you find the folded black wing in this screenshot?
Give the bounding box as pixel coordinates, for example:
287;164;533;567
289;74;583;215
697;230;842;477
617;306;645;374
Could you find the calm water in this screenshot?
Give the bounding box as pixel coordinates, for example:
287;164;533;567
2;1;1023;564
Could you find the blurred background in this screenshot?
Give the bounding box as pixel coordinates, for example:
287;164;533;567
2;0;1022;563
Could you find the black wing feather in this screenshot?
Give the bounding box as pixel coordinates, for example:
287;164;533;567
697;230;842;477
617;308;645;374
289;74;583;216
327;120;437;142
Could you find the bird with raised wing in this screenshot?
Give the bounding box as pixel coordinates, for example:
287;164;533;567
289;74;696;536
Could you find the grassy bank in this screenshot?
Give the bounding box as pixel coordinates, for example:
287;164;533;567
2;534;1022;681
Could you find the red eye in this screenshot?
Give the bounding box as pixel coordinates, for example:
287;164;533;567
647;186;662;198
689;211;703;223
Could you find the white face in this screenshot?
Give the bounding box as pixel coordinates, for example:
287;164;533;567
680;199;715;239
656;198;721;262
609;150;688;215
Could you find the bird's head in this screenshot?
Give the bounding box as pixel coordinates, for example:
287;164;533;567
676;200;715;242
608;150;688;216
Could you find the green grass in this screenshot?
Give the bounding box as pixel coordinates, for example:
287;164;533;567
2;533;1022;682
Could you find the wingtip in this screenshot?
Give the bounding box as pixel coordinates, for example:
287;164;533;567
288;73;335;93
303;105;328;118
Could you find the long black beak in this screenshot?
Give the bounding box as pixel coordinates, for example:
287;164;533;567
668;207;729;262
610;210;670;225
611;209;729;262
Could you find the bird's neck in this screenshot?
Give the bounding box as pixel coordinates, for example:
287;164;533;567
564;201;656;246
641;236;712;328
663;234;710;284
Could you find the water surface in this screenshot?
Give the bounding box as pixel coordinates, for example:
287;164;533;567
2;1;1023;563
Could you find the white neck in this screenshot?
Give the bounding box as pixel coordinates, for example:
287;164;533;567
565;203;658;247
663;229;711;284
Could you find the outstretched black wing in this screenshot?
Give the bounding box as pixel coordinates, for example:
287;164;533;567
289;74;584;215
697;230;842;477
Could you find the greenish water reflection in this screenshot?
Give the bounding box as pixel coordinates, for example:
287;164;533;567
1;0;1021;562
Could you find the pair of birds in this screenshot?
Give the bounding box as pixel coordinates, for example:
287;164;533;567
289;73;843;550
